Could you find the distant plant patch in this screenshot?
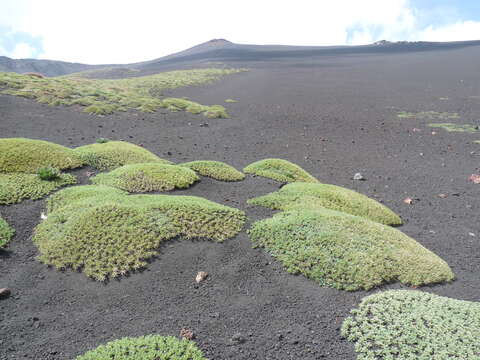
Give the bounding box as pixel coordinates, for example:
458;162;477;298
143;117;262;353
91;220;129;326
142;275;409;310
0;172;76;205
225;98;237;103
342;290;480;359
428;123;480;133
37;166;61;181
75;335;207;360
0;138;83;173
0;216;14;248
34;185;246;281
74;141;171;170
248;182;402;225
180;160;245;181
244;158;318;183
397;111;460;120
0;68;245;116
162;97;229;118
91;163;199;192
249;208;453;291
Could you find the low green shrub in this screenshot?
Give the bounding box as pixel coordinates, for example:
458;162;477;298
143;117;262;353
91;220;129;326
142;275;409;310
37;166;61;181
248;182;401;225
428;123;479;133
76;335;207;360
243;158;318;183
249;208;453;290
397;111;460;120
0;138;83;173
225;99;237;103
342;290;480;359
34;185;246;280
0;173;76;205
96;138;109;144
74;141;172;170
180;160;245;181
0;216;14;248
91;163;199;192
160;98;229;118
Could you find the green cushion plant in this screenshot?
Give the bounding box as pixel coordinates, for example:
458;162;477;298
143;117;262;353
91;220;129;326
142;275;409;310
74;141;172;170
248;182;401;225
249;208;453;290
0;216;14;248
180;160;245;181
34;185;246;281
161;98;229;118
76;335;207;360
342;290;480;359
0;173;76;205
0;138;83;173
91;163;199;192
243;158;318;183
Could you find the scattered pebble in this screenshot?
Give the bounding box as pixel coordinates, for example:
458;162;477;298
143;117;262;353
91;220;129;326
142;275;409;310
403;197;413;205
40;212;48;220
431;131;437;135
468;232;476;237
230;333;246;344
180;328;195;340
438;193;448;198
195;271;208;283
85;171;95;178
0;288;11;299
469;174;480;184
353;173;365;181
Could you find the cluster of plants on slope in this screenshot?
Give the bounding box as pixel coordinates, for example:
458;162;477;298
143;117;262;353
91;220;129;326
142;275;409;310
0;138;79;205
245;158;454;290
342;290;480;359
34;185;246;281
75;335;207;360
0;68;245;116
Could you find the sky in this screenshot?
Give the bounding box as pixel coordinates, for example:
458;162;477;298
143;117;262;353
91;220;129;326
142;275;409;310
1;0;480;64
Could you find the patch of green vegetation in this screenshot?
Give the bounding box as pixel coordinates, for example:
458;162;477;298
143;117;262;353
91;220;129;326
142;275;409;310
74;141;172;170
180;160;245;181
75;335;207;360
428;123;480;133
249;208;453;290
225;98;237;103
473;140;480;144
96;138;109;144
397;111;460;120
34;185;246;280
0;173;76;205
243;158;319;183
0;216;14;248
0;68;244;116
161;98;229;118
342;290;480;359
91;163;199;192
0;138;83;173
37;166;61;181
248;182;402;225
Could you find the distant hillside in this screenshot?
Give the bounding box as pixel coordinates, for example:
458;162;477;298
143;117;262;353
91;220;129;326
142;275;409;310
2;39;480;77
0;56;98;77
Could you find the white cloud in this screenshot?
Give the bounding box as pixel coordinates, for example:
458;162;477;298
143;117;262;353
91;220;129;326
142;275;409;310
419;21;480;42
10;42;36;58
1;0;480;64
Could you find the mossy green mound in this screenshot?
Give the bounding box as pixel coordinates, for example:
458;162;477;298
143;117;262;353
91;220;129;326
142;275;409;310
74;141;171;170
34;185;246;280
161;98;229;118
249;208;453;290
342;290;480;359
180;160;245;181
91;163;199;192
0;173;76;205
0;68;243;116
248;182;402;225
0;216;14;248
243;158;318;183
0;138;83;173
76;335;207;360
428;123;480;133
